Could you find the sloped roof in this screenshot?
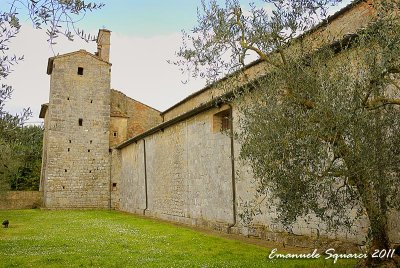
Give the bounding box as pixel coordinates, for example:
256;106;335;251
46;49;111;75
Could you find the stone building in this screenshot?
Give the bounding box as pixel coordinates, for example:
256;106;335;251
40;1;399;248
39;29;160;209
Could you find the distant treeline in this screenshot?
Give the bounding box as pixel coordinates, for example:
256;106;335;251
0;114;43;191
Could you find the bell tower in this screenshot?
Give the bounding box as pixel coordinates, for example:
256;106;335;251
40;30;112;208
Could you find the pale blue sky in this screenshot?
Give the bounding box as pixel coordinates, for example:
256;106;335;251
78;0;203;36
79;1;268;36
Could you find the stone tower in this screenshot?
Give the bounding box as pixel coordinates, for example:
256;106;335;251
40;29;112;208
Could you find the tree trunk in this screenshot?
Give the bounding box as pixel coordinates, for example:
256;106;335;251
360;186;393;267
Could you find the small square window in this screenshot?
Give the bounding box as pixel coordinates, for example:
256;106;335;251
78;118;83;126
77;67;84;75
213;109;231;133
112;183;117;191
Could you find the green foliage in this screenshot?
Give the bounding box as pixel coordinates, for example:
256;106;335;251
0;117;43;191
172;0;342;83
0;210;356;267
177;0;400;259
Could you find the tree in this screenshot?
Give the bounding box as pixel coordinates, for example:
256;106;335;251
9;125;44;191
0;118;43;191
0;0;103;193
175;0;400;266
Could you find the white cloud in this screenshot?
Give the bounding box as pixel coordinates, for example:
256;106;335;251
4;24;206;123
110;32;205;111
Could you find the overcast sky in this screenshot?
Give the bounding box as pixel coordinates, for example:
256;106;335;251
2;0;351;124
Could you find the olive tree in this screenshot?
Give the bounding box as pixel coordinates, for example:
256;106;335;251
175;0;400;266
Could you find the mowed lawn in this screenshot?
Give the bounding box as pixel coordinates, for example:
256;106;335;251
0;210;355;267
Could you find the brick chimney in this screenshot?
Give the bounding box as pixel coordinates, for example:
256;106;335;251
96;29;111;62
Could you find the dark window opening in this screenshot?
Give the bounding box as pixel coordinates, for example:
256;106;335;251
64;169;67;173
113;131;118;137
67;97;70;100
90;140;92;144
213;109;231;133
77;67;84;75
69;140;72;143
78;118;83;126
88;149;90;152
109;149;112;153
89;170;92;173
67;148;70;152
112;183;117;191
62;186;65;189
90;100;93;103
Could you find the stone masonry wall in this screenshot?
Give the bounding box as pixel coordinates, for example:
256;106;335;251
42;51;111;209
110;149;122;209
0;191;42;210
119;106;234;228
110;90;161;147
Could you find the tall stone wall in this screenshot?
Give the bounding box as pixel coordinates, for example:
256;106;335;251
119;106;234;228
119;141;146;214
232;102;370;246
42;51;111;209
110;149;122;209
118;104;370;247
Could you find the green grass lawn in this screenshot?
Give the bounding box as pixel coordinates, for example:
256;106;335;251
0;210;356;267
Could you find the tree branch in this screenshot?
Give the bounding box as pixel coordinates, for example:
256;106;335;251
233;7;279;68
366;97;400;110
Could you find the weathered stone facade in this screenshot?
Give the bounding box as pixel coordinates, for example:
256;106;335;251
40;48;111;209
40;1;400;248
40;30;161;209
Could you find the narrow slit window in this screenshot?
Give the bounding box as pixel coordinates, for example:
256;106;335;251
112;183;117;191
78;118;83;126
113;131;118;137
77;67;84;75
